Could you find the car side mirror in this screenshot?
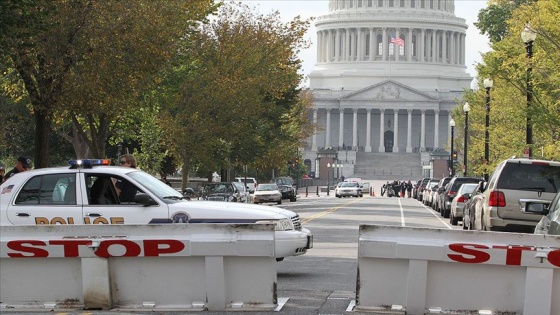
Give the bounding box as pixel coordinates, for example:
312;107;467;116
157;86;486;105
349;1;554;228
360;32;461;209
134;193;158;206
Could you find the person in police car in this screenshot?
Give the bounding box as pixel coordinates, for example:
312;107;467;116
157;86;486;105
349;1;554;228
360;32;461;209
3;156;32;183
115;154;138;202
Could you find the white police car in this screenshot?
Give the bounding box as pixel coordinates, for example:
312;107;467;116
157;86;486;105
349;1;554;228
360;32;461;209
0;159;312;260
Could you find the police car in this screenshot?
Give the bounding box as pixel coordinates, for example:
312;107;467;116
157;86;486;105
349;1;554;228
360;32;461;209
0;159;312;260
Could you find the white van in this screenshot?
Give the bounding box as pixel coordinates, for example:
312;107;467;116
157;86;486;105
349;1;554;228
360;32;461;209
235;177;257;193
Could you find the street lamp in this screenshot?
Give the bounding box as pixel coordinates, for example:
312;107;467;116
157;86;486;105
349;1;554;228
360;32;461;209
449;119;455;176
463;102;470;176
327;163;331;196
521;24;536;158
483;78;493;181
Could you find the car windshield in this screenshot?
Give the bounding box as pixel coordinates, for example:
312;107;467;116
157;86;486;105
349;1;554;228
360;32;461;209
275;178;293;185
498;163;560;193
257;184;278;191
205;183;233;194
232;182;245;192
128;171;183;201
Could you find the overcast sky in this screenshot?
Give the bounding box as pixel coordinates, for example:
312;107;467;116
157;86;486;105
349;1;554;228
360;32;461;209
239;0;491;87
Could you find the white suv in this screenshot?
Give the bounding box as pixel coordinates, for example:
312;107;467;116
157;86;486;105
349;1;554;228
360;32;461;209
235;177;257;193
476;158;560;233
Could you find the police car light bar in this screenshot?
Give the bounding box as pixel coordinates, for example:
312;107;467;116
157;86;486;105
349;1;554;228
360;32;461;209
69;159;112;169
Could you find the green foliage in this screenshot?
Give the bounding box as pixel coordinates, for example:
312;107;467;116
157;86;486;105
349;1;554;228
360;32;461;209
475;0;533;44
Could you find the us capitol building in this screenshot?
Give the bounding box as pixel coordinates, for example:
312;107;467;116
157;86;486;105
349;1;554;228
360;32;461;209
301;0;472;180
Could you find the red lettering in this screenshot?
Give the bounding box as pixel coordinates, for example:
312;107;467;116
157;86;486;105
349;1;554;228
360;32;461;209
7;240;48;258
49;240;92;257
143;240;185;257
94;240;141;258
548;249;560;268
448;243;490;264
492;245;535;266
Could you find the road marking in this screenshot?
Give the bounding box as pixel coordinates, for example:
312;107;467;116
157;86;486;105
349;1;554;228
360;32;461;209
301;199;362;224
399;198;406;226
346;300;356;311
420;202;453;229
274;297;289;311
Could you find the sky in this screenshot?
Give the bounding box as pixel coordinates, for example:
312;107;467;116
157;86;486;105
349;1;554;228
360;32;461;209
239;0;491;87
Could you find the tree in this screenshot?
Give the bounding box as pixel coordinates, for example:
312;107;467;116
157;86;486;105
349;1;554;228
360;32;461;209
1;0;216;166
475;0;533;44
160;2;314;188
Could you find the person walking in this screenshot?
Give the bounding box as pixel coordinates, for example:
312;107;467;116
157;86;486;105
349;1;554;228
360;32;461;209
406;180;413;198
3;156;32;183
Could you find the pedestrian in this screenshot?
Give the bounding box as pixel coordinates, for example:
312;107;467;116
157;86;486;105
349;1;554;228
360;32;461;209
0;167;5;183
381;181;388;196
161;174;172;187
392;180;401;198
406;180;413;198
3;156;32;183
115;154;138;202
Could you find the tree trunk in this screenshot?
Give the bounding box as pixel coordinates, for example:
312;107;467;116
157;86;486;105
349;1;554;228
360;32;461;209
34;109;50;168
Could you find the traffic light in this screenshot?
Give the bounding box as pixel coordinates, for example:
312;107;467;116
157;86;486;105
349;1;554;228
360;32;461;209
452;151;458;161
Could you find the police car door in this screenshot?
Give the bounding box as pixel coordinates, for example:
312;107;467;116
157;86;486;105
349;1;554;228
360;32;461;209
81;173;169;225
6;173;83;226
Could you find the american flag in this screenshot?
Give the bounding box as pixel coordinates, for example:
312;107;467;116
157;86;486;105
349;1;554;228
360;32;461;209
391;35;404;47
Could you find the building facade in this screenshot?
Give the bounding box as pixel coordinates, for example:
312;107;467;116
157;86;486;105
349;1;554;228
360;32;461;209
302;0;472;179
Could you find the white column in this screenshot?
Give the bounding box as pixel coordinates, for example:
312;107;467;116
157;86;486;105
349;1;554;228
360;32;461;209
366;108;372;152
395;28;400;61
378;109;385;152
339;108;344;148
335;29;341;61
382;28;387;61
434;109;440;149
420;109;426;151
442;31;447;63
317;31;322;62
420;28;425;62
352;109;358;148
325;109;332;148
325;30;331;62
406;109;413;153
393;109;399;153
407;28;413;61
312;109;318;151
432;30;437;63
449;31;455;64
357;28;362;61
345;28;350;61
369;28;374;61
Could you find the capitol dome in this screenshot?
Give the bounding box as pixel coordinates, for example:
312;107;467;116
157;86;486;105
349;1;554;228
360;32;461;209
303;0;472;180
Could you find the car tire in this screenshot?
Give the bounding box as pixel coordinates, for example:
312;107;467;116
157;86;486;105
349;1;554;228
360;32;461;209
290;196;296;202
277;199;282;205
450;213;459;226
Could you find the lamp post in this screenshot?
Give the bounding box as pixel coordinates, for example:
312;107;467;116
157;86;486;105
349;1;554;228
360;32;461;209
327;163;331;196
449;119;455;176
483;78;493;181
521;24;536;158
463;102;470;176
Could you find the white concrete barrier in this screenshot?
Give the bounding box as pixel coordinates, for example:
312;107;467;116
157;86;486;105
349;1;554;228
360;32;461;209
0;224;276;311
356;225;560;315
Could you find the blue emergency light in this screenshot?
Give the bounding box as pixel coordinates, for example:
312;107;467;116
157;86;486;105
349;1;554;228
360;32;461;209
69;159;112;169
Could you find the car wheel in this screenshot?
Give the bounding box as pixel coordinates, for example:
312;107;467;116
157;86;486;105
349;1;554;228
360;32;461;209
290;196;296;202
277;199;282;205
450;213;458;226
443;209;450;218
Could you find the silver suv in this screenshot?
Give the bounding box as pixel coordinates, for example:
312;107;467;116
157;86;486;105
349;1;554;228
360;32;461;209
477;158;560;233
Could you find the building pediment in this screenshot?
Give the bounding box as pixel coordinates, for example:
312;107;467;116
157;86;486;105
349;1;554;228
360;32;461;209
339;80;437;102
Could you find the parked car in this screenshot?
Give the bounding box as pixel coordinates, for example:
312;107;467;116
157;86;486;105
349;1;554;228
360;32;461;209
0;159;313;260
463;181;486;230
433;177;452;212
534;187;560;235
449;183;478;226
232;181;250;203
201;182;239;202
253;183;282;205
234;177;257;193
475;158;560;233
412;179;422;199
273;176;297;202
416;178;431;202
335;181;363;198
422;179;439;207
440;176;483;218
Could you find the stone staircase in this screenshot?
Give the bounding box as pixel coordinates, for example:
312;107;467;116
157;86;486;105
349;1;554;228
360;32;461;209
352;152;422;180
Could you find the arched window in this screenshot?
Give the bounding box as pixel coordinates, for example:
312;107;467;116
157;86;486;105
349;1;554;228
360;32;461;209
411;0;415;8
421;0;425;9
378;0;384;7
400;0;405;7
377;34;383;56
368;0;373;7
358;0;363;8
389;0;394;7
